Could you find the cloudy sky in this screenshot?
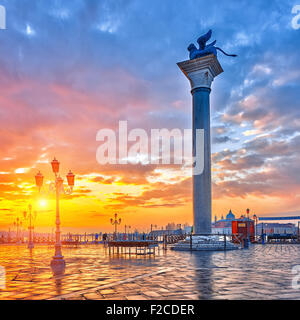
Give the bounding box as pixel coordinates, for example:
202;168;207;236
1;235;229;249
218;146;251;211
0;0;300;232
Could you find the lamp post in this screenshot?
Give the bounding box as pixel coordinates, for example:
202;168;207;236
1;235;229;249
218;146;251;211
150;224;157;240
110;213;121;240
13;217;22;243
124;225;131;236
35;157;75;272
246;208;250;245
150;224;157;232
23;204;37;249
253;214;258;241
124;225;131;240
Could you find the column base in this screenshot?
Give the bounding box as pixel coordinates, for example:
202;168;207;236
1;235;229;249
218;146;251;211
170;235;239;251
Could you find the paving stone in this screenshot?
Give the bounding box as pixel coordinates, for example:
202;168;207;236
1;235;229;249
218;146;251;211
184;294;200;300
83;292;102;300
99;289;115;295
1;243;300;300
143;291;161;298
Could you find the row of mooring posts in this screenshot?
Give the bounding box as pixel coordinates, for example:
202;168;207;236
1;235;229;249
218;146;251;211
107;241;159;256
61;232;168;244
162;234;186;250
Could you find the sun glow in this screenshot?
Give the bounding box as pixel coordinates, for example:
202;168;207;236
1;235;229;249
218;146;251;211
39;199;47;207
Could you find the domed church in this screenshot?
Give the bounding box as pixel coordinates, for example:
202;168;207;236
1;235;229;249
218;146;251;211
212;209;236;234
226;209;235;220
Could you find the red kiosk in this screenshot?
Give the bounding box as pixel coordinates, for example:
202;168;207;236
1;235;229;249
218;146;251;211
232;209;255;244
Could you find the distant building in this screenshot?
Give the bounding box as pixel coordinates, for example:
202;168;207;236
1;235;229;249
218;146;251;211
212;209;236;234
166;223;176;230
212;209;256;243
256;223;297;237
180;212;299;238
184;226;193;234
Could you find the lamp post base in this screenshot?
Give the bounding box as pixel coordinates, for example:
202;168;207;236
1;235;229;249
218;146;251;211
28;243;34;249
50;256;65;275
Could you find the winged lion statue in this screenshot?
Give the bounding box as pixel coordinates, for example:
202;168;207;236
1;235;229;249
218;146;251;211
188;30;237;60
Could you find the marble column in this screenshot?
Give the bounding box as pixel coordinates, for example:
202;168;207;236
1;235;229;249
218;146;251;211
177;54;223;234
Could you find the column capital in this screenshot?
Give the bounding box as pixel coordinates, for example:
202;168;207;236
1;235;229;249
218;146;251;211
177;54;223;90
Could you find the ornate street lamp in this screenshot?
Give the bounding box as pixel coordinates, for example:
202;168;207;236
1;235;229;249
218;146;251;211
110;213;121;240
23;204;37;249
246;208;250;219
150;224;157;232
253;214;258;240
66;170;75;190
51;157;60;174
13;217;22;243
150;224;157;240
246;208;250;245
35;157;75;273
124;225;131;240
35;171;44;192
124;224;131;234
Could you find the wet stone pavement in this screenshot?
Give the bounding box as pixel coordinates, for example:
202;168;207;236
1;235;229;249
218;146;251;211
0;244;300;300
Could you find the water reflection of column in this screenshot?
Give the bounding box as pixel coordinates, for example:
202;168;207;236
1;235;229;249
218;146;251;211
190;252;214;299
